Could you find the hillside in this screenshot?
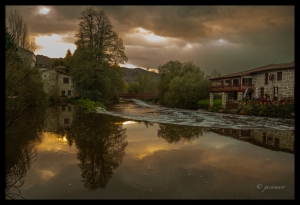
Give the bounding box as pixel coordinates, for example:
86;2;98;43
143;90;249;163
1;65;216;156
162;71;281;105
36;55;54;68
120;67;161;82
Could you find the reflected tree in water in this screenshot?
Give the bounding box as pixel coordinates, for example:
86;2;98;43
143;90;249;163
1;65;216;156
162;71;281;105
138;120;155;128
67;107;128;191
5;110;44;199
158;123;207;143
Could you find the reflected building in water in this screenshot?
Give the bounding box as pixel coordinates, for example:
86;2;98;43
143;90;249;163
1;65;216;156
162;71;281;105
43;104;75;133
209;128;294;153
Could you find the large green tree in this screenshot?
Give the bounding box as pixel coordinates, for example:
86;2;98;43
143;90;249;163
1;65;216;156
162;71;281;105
70;7;127;103
157;60;210;109
74;6;127;65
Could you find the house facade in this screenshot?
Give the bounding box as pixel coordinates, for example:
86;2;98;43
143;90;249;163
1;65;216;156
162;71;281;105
41;66;76;99
209;61;295;108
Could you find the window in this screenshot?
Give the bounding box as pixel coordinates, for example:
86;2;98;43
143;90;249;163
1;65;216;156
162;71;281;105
225;80;231;85
233;79;239;85
62;106;66;111
68;106;71;111
68;90;71;97
63;77;69;84
277;72;282;81
64;118;70;124
265;73;268;85
260;88;264;98
61;90;65;96
242;78;252;85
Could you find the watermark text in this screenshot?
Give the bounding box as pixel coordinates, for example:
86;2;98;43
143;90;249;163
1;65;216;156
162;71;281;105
257;184;285;192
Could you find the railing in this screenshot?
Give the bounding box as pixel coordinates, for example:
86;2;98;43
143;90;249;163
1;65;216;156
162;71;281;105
210;84;253;92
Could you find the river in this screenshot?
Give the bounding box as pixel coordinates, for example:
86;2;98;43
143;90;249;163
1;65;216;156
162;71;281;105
5;99;294;199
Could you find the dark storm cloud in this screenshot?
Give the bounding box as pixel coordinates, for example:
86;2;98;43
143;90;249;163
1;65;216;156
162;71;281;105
5;6;81;35
5;5;294;75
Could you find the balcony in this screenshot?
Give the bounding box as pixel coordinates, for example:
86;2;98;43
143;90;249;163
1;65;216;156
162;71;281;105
210;84;254;93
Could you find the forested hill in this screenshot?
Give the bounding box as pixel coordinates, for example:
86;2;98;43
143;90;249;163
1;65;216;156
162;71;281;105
120;67;161;82
36;55;54;67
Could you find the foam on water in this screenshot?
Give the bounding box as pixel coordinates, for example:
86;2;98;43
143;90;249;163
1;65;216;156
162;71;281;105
104;99;294;131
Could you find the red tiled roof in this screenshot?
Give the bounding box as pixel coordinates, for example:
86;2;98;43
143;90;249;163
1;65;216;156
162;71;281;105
209;61;294;80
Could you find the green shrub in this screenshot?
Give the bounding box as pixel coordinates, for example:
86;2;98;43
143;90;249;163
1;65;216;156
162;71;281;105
70;98;106;111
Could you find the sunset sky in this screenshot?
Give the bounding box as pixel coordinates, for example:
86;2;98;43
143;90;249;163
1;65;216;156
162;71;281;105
5;5;294;75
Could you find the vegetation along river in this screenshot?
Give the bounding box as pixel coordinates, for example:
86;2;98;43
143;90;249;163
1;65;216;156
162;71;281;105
5;99;294;199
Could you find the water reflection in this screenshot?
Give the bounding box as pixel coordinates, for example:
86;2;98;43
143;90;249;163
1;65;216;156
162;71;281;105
208;128;294;153
62;106;127;190
5;107;44;199
5;105;294;199
158;123;208;143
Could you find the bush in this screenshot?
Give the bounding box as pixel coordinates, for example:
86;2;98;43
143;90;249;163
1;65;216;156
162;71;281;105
70;98;106;111
229;103;294;119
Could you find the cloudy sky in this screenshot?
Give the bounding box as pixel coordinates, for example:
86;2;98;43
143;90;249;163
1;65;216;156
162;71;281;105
5;5;294;75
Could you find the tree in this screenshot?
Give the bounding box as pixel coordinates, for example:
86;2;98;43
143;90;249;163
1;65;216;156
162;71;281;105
137;71;159;94
74;6;128;65
164;72;210;109
70;7;127;103
51;57;65;68
5;28;48;139
6;9;36;52
157;60;210;109
209;68;222;78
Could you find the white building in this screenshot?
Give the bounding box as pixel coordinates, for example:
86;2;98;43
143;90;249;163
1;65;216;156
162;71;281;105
209;61;295;108
41;66;76;98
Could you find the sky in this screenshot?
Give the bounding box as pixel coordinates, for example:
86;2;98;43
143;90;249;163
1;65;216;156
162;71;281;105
5;5;294;75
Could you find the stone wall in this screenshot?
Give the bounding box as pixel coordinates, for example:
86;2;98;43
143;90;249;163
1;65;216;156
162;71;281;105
58;73;74;97
252;68;294;100
42;70;75;98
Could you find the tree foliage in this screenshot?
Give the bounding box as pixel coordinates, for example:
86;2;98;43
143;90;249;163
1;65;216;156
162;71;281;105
70;7;128;103
6;9;36;52
74;6;128;65
157;60;210;109
5;27;48;139
209;68;222;78
137;71;159;93
51;57;65;68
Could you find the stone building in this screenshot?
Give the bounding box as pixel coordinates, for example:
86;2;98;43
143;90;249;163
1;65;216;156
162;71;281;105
209;61;294;108
41;66;76;99
17;46;36;68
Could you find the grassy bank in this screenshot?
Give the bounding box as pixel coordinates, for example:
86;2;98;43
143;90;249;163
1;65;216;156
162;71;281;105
197;99;222;110
70;98;106;111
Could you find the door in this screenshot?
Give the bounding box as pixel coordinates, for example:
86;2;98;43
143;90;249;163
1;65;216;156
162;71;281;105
260;88;264;99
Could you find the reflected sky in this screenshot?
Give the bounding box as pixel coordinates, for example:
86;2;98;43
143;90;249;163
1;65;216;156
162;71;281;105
6;105;294;199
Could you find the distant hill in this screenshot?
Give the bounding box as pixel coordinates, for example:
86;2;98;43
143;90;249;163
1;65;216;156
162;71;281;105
120;67;161;82
36;55;54;68
35;54;161;82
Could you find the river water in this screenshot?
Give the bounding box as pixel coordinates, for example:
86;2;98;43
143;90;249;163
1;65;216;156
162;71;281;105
5;99;294;199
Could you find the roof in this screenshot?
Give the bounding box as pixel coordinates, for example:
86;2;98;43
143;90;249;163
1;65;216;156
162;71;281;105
209;60;294;80
42;66;70;75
